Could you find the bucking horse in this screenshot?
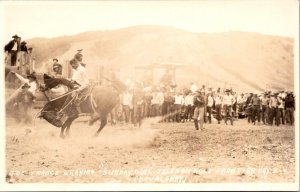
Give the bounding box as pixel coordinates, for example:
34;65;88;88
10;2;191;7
38;72;126;138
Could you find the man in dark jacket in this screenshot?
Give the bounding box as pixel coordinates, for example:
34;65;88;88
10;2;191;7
285;92;295;125
20;41;28;53
250;93;261;125
193;89;205;130
4;34;20;66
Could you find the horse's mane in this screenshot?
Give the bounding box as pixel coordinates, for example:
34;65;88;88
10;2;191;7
43;74;76;90
104;72;127;93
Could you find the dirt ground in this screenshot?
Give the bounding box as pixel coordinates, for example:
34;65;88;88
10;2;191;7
5;110;296;184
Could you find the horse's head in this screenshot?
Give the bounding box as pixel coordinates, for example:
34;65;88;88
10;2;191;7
108;72;127;94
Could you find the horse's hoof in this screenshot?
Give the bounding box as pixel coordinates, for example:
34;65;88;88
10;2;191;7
93;132;99;137
60;134;65;139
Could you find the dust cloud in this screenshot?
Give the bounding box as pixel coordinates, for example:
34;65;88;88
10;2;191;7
6;115;162;159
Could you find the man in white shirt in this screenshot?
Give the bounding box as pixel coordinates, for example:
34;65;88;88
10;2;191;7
151;88;164;117
207;92;214;123
69;58;90;114
121;89;133;123
222;89;235;125
70;58;89;91
214;92;222;124
190;82;198;94
184;91;194;122
174;91;185;122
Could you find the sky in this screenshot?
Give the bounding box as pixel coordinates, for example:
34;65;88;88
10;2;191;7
0;0;299;40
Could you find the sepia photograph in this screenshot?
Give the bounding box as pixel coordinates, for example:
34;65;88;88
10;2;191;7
0;0;299;191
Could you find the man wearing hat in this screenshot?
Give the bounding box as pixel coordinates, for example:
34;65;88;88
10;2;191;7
11;71;38;95
74;49;86;67
268;92;280;126
28;47;33;54
14;83;36;124
4;34;21;66
260;92;269;124
250;92;261;125
222;89;235;125
214;90;222;124
20;41;28;53
190;82;198;94
285;92;295;125
193;89;206;130
51;58;63;77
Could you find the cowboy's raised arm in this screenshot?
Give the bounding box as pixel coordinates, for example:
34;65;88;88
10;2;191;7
12;72;29;84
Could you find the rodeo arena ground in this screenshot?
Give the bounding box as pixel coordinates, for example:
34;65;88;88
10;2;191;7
3;35;297;186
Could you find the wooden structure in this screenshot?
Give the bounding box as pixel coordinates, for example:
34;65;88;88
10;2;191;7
5;51;35;75
135;62;183;86
5;50;106;109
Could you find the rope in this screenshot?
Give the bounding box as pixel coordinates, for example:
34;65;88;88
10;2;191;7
49;90;77;101
56;94;77;114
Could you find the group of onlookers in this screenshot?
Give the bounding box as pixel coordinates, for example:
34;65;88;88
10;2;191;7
243;91;295;126
109;81;295;130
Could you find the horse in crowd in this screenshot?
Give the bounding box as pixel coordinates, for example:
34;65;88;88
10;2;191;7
38;73;126;138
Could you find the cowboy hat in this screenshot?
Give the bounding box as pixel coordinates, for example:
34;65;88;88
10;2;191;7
21;41;27;44
53;58;58;62
12;34;19;38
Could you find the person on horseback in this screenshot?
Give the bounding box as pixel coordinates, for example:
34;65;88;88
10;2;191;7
69;58;90;114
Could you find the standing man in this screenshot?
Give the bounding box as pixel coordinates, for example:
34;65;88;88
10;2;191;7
121;89;133;124
20;41;28;53
269;93;280;126
193;89;206;130
250;93;261;125
14;83;36;124
132;86;145;127
214;91;222;124
278;95;285;125
206;92;214;124
285;92;295;125
261;93;269;124
4;34;20;66
222;89;234;125
183;90;194;122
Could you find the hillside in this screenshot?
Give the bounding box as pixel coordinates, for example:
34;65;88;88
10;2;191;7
26;25;294;92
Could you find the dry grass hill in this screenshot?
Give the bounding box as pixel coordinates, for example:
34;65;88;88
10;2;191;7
27;25;294;93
